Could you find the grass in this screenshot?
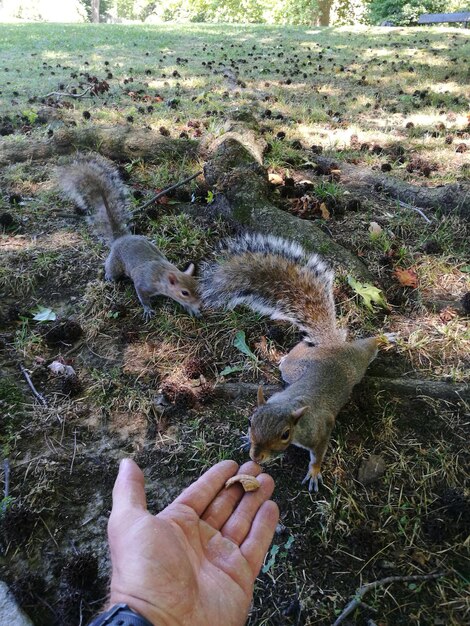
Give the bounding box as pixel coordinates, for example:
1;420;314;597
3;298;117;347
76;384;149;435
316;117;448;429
0;21;469;626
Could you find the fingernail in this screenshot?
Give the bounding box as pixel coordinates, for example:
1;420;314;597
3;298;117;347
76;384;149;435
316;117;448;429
119;457;132;470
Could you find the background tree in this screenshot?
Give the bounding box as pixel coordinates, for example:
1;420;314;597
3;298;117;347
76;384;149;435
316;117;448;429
91;0;100;21
318;0;333;24
366;0;467;25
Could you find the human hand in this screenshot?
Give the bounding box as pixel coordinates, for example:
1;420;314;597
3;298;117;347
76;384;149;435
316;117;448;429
107;458;279;626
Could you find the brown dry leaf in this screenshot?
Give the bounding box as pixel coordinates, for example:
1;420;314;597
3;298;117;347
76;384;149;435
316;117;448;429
225;474;260;492
394;267;419;288
255;335;268;357
411;549;430;566
439;307;457;323
319;202;330;219
290;195;312;218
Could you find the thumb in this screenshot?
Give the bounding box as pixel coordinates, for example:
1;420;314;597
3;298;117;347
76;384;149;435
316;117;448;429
110;458;148;520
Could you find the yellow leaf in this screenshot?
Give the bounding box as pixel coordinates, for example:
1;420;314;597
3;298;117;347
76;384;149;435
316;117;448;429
320;202;330;219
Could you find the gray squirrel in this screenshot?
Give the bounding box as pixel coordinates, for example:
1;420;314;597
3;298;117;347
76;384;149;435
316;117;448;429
201;234;389;490
58;155;200;320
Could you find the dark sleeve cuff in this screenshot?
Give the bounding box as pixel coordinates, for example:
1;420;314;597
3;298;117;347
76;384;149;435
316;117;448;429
88;603;155;626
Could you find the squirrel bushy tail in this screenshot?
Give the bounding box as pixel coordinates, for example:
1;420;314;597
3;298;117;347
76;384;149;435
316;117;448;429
201;233;346;345
57;155;130;244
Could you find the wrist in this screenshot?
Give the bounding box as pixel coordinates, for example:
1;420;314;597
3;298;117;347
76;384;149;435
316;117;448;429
89;603;155;626
108;592;173;626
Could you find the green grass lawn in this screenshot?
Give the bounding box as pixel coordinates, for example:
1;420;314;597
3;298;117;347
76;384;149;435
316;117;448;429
0;22;469;626
1;22;469;185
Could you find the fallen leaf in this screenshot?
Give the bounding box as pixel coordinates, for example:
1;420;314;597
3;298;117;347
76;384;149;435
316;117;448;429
319;202;330;219
348;276;388;311
439;307;457;323
219;364;244;377
48;361;76;378
411;550;430;566
32;306;57;322
233;330;257;360
369;221;383;236
394;267;418;288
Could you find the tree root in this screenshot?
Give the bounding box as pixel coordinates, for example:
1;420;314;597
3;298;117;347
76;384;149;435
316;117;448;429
0;125;199;166
333;572;446;626
214;376;469;403
364;376;470;402
199;122;372;280
310;155;469;218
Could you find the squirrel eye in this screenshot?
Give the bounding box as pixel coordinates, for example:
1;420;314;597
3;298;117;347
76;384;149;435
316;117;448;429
281;428;290;442
181;290;190;297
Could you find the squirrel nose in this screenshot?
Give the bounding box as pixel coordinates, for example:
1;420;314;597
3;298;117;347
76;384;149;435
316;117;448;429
250;447;266;464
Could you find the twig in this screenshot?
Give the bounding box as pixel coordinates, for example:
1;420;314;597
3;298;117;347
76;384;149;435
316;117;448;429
43;86;93;99
13;453;53;468
138;170;203;212
19;363;47;406
3;458;10;499
70;430;78;475
214;382;282;398
397;200;433;223
332;572;446;626
40;515;60;549
50;212;82;219
53;171;203;220
53;339;85;361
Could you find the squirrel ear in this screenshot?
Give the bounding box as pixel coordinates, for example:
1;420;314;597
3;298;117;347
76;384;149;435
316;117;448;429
291;406;308;423
168;272;178;286
257;386;266;406
184;263;195;276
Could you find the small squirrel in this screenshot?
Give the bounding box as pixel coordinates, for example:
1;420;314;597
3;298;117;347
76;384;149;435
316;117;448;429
58;155;200;320
201;234;388;490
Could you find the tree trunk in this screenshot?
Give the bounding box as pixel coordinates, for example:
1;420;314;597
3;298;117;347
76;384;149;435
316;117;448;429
318;0;333;26
91;0;100;23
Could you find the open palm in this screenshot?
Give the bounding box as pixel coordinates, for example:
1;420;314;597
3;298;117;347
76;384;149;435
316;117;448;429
107;458;279;626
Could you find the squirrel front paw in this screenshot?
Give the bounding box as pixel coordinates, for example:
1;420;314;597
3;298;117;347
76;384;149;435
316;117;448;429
142;306;155;321
301;466;323;492
378;332;398;346
239;433;250;452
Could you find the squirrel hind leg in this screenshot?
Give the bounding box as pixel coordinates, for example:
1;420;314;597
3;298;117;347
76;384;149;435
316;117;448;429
105;253;124;281
301;451;323;492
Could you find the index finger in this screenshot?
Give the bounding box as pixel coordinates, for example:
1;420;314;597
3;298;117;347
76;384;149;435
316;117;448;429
173;460;239;516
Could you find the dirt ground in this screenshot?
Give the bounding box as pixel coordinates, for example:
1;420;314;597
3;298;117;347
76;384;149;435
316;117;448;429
0;22;469;626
